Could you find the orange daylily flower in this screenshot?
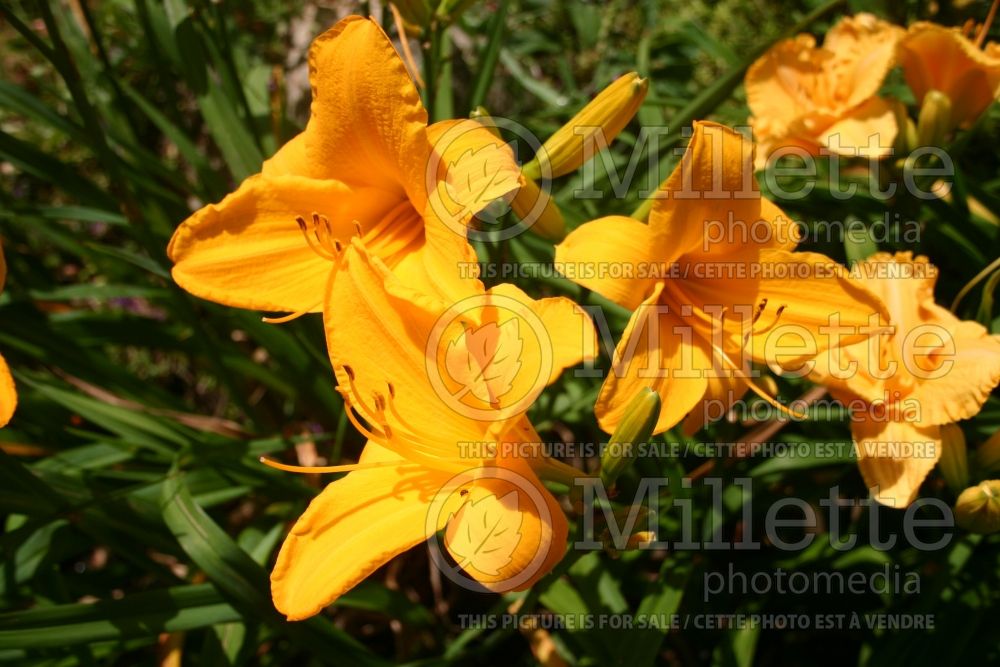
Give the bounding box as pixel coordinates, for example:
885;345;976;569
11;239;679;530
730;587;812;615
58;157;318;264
168;15;521;316
268;240;596;620
897;21;1000;130
555;121;888;435
746;13;905;166
810;252;1000;508
0;242;15;427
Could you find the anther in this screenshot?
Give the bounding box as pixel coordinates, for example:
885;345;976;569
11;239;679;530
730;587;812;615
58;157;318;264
751;299;767;324
296;214;338;261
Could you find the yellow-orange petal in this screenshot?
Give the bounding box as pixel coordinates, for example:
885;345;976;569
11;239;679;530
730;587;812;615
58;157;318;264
649;122;778;262
851;416;941;508
487;282;599;390
746;35;822;143
906;320;1000;426
554;215;664;311
819;96;900;158
394;183;492;303
168;174;397;313
681;373;748;435
325;240;489;467
444;451;567;592
0;352;15;428
260;132;310;178
304;16;431;207
898;23;1000;128
595;284;712;435
823;13;904;110
270;442;448;620
743;249;890;368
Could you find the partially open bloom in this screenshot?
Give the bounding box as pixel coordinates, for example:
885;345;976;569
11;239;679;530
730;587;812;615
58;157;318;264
555;121;887;435
810;252;1000;508
746;13;905;166
522;72;648;181
168;15;520;316
268;240;596;620
510;73;648;240
897;21;1000;131
0;242;15;427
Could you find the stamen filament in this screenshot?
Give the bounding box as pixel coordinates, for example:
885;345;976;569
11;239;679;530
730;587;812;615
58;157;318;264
340;396;438;458
342;399;391;444
977;0;999;49
262;302;322;324
750;304;786;336
296;215;338;261
709;338;808;421
951;255;1000;312
388;2;426;89
312;213;341;256
385;390;425;436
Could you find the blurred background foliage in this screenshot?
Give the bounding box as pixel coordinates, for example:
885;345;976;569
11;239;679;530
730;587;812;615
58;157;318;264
1;0;999;664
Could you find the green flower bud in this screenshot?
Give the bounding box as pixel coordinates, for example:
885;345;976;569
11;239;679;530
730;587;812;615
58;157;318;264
524;73;648;180
954;480;1000;534
510;177;565;241
975;429;1000;473
599;388;661;489
916;89;952;148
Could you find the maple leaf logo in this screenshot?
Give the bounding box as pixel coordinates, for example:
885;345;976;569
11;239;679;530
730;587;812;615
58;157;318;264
445;490;523;577
444;319;523;408
443;143;520;221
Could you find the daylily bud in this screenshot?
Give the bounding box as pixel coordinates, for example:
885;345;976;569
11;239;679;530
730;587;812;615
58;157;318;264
938;423;969;495
599;388;661;489
976;428;1000;473
954;480;1000;534
510;176;565;241
470;106;565;240
916;89;952;148
525;73;648;179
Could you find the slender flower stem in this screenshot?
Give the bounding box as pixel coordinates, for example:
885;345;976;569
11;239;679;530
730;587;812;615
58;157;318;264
951;255;1000;312
976;0;999;49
